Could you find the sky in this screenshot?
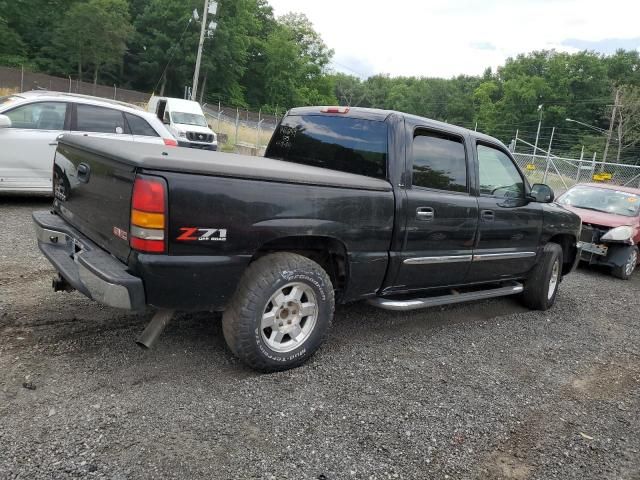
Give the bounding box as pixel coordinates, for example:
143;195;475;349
268;0;640;79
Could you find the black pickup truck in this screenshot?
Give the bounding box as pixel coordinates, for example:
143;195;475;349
34;106;582;371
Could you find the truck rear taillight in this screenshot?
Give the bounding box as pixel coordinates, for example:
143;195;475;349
321;106;350;114
130;176;167;253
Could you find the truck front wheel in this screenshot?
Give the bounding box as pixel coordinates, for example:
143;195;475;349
520;243;563;311
222;253;335;372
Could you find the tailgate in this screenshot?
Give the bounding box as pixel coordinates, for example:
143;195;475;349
52;139;136;263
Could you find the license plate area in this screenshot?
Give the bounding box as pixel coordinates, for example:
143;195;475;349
578;241;608;256
65;235;85;257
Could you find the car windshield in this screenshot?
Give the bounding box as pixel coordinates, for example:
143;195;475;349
558;185;640;217
171;112;208;127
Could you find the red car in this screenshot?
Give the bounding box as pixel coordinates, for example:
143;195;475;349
557;183;640;279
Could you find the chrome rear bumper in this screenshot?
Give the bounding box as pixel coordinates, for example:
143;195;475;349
33;210;145;310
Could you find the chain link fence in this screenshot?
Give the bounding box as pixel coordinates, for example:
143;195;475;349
0;66;150;104
513;152;640;195
203;104;277;155
0;66;280;155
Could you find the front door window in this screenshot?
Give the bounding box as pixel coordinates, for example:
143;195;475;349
477;144;524;199
5;102;67;130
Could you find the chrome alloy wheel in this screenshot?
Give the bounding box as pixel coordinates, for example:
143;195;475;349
548;259;560;300
260;282;318;353
625;249;638;277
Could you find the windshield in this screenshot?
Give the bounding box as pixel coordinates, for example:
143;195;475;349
558;185;640;217
170;111;208;127
266;115;388;179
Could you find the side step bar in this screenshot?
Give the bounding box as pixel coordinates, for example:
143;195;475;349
368;282;524;312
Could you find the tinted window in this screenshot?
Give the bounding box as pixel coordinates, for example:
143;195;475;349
125;113;158;137
5;102;67;130
412;132;467;192
477;144;524;198
267;115;387;179
75;104;125;134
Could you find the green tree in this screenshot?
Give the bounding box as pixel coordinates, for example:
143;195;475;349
48;0;133;84
128;0;202;95
259;13;336;110
0;12;27;67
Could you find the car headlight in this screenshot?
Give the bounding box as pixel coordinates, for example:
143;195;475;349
178;131;186;138
601;225;635;242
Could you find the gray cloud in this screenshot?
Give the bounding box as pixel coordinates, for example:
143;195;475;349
562;37;640;54
470;41;497;51
330;54;376;79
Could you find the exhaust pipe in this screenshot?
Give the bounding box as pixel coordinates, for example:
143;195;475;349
52;274;74;292
136;309;174;350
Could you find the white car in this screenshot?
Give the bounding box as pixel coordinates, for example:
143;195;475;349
0;91;177;195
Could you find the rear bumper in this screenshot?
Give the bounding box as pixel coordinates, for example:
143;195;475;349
32;210;146;310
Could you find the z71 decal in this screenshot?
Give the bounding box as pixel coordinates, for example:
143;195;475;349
177;227;227;242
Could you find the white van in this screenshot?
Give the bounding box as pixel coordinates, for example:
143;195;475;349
148;96;218;151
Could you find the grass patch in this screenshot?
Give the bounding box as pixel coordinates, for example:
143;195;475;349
206;114;274;150
0;87;19;97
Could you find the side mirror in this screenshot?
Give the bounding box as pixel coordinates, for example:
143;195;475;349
529;183;555;203
0;114;12;128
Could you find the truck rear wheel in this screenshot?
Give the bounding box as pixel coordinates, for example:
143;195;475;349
520;243;563;311
222;252;335;372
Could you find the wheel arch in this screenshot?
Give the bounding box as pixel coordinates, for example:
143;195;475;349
547;233;578;275
252;235;349;301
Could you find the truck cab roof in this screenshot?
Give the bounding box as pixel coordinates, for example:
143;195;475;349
288;106;507;150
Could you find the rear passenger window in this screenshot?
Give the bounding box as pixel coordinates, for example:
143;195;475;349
125;113;158;137
412;131;467;192
267;115;388;179
75;104;125;134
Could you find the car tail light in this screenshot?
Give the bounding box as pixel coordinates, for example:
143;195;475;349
163;138;178;146
321;106;350;114
130;176;167;253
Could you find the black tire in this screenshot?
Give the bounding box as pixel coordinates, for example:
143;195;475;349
222;252;334;372
520;243;563;311
611;245;638;280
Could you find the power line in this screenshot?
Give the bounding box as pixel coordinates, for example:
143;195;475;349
152;16;195;95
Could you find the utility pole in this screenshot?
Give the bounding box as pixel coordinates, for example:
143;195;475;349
616;108;623;163
533;104;543;165
542;126;555;184
191;0;209;102
602;87;620;166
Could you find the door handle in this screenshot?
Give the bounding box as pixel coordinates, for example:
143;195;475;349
481;209;495;222
77;163;91;183
416;207;434;221
49;142;58;146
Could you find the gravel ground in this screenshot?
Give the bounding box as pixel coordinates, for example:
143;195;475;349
0;197;639;480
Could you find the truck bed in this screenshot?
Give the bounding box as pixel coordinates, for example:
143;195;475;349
57;135;393;192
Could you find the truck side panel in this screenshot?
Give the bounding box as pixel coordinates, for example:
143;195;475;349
129;171;395;309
